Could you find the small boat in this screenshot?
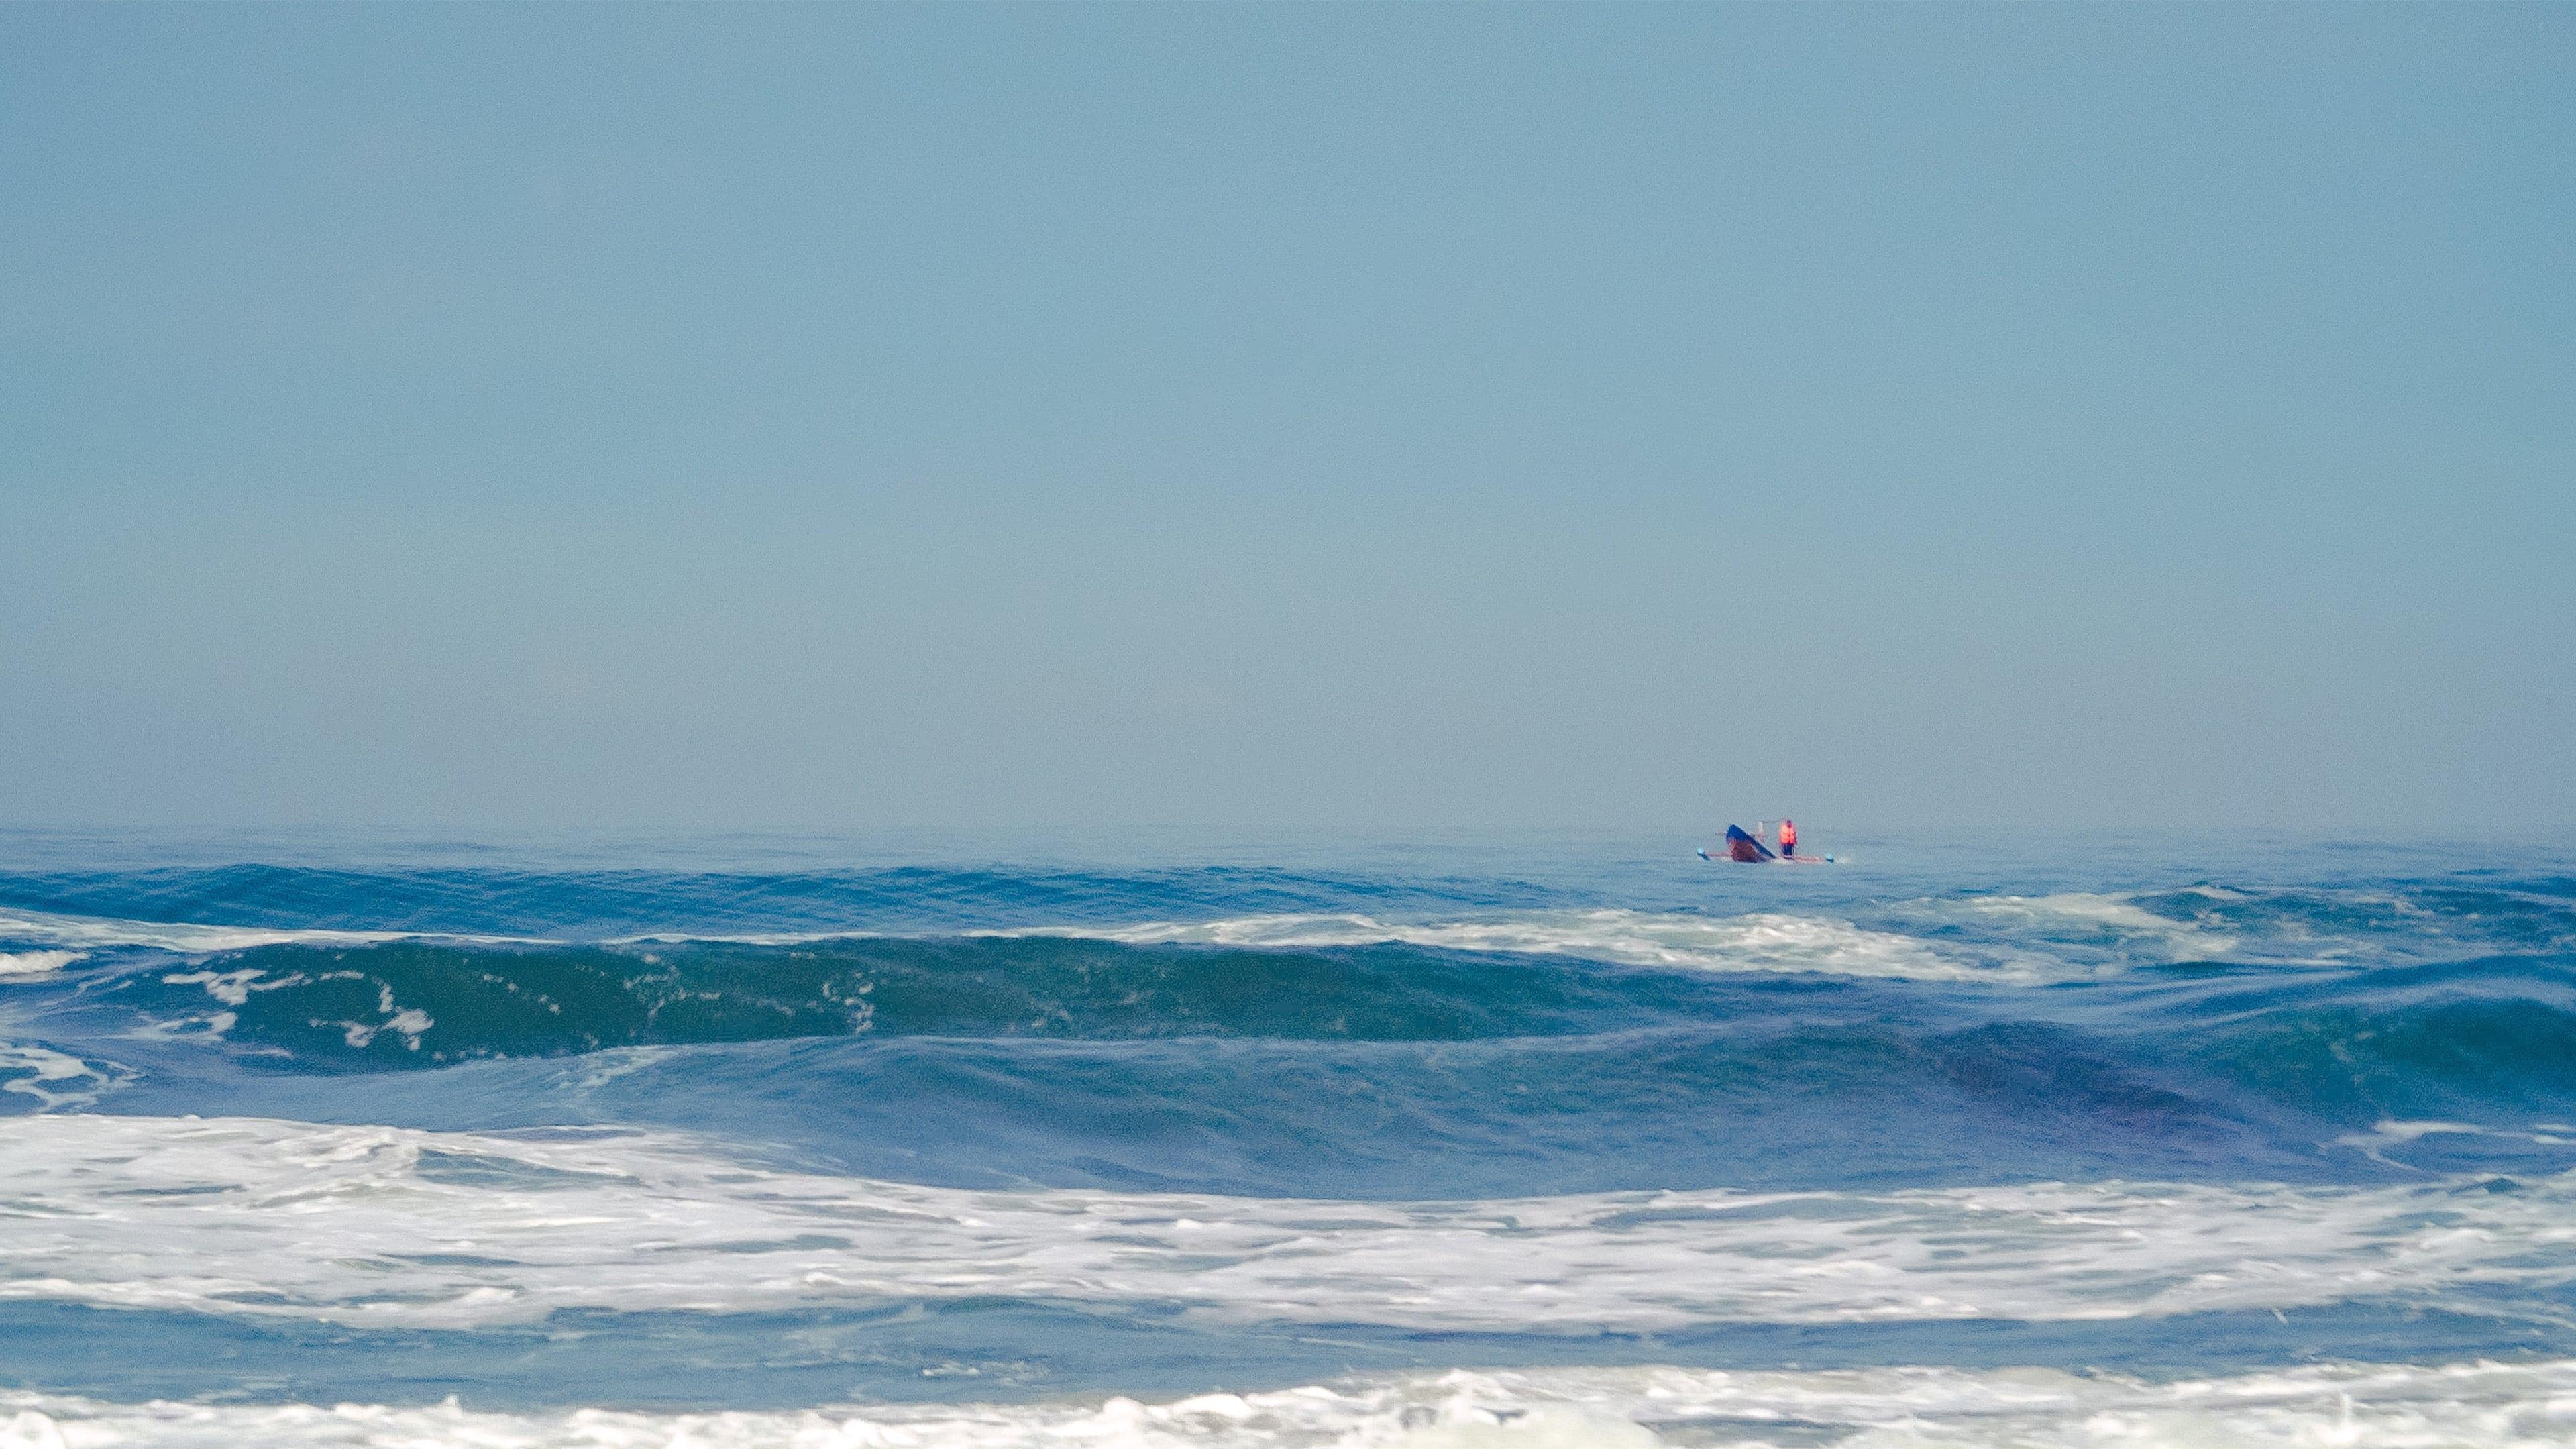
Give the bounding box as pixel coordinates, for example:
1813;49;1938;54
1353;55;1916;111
1699;824;1833;863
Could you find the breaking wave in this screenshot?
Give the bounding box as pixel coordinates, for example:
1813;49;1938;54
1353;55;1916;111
13;1358;2576;1448
7;1113;2576;1333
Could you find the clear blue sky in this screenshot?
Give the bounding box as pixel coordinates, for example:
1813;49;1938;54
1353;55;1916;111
4;3;2569;837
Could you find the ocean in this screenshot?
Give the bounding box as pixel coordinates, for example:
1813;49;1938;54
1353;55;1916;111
3;828;2574;1446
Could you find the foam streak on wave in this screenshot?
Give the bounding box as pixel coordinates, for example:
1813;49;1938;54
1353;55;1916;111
0;904;2048;985
1952;894;2245;960
993;910;2057;982
5;1116;2573;1331
11;1359;2576;1448
0;906;414;956
0;1046;114;1110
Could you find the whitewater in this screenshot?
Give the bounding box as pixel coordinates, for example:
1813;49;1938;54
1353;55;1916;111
3;830;2575;1447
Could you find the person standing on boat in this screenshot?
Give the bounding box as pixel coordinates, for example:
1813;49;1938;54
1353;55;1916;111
1779;819;1797;858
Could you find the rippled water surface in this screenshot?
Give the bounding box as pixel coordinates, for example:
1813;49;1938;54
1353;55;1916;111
3;828;2573;1446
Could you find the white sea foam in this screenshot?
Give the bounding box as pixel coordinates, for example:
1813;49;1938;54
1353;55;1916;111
1946;894;2245;960
0;906;411;956
13;1359;2576;1448
992;910;2059;983
1960;888;2464;965
0;908;558;961
5;1114;2574;1332
0;951;82;979
0;1046;117;1111
2330;1118;2576;1164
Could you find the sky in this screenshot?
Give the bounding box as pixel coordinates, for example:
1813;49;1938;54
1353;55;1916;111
3;3;2570;839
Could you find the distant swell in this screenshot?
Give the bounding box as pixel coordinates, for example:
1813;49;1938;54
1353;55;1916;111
0;865;1549;942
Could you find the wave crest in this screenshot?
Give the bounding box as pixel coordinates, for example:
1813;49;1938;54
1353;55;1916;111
1000;910;2048;981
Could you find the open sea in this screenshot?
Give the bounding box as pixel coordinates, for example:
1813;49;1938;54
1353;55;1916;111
4;827;2575;1447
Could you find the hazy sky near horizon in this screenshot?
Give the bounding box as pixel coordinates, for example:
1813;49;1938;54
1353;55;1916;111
5;3;2570;838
